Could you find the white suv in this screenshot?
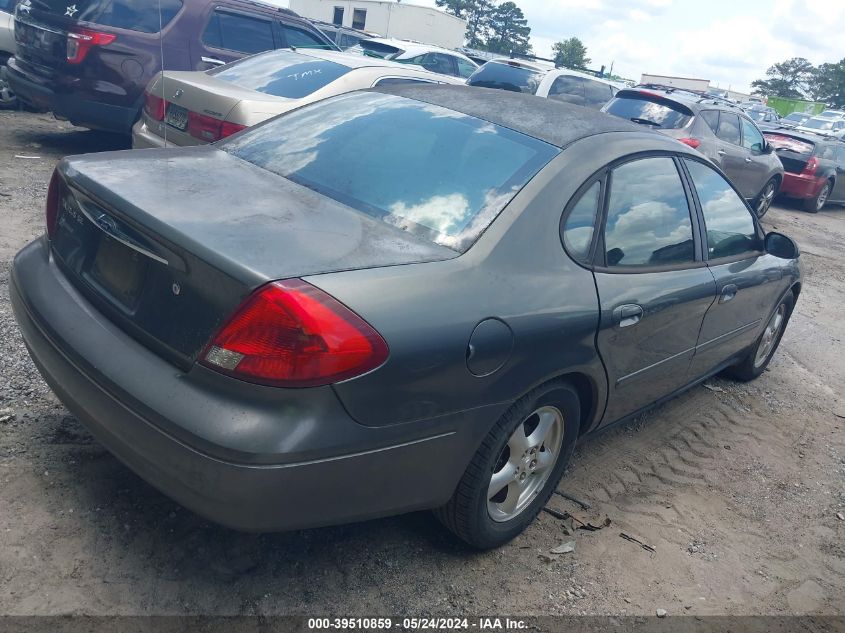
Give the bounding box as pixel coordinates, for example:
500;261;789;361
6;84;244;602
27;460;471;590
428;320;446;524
466;59;617;110
0;0;16;108
797;112;845;139
349;37;478;79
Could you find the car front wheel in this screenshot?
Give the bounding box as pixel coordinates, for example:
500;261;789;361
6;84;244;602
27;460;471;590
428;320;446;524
754;178;778;218
434;380;581;549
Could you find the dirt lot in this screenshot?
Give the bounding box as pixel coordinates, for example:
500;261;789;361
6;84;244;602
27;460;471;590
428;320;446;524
0;110;843;617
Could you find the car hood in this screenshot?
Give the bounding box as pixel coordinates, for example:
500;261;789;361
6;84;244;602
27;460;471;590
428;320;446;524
61;146;457;286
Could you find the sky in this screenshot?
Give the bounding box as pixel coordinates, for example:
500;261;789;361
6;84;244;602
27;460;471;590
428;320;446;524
412;0;845;94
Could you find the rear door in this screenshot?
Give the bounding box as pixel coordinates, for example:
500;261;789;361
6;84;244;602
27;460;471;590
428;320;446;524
197;7;277;70
592;155;716;424
712;111;750;196
683;158;785;377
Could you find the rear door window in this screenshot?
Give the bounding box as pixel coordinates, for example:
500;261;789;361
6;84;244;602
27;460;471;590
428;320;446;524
549;75;586;106
456;58;477;79
716;112;741;145
212;50;351;98
281;23;331;49
584;80;612;108
466;62;543;94
603;157;695;267
699;110;719;132
223;92;559;252
685;159;760;259
204;10;275;54
31;0;183;32
604;94;692;129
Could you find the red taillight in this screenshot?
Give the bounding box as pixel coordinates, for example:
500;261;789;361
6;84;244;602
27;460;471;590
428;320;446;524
802;156;819;175
220;121;247;138
144;91;166;121
67;28;116;65
678;137;701;149
45;170;60;240
187;112;247;142
201;280;389;388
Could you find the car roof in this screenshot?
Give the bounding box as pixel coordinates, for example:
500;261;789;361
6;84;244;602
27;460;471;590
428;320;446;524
616;86;743;114
480;59;615;85
360;37;475;62
371;84;658;149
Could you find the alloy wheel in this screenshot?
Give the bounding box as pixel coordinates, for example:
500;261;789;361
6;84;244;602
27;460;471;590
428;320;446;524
754;303;786;368
756;181;776;217
816;183;830;211
487;405;564;522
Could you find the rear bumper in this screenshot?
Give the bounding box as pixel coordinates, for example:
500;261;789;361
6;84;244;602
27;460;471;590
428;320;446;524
10;238;484;531
131;117;202;149
780;172;826;199
6;57;138;133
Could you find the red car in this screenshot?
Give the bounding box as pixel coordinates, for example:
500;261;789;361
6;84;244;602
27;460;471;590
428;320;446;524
764;130;845;212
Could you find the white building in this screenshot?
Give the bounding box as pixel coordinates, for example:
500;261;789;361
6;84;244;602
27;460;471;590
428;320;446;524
640;73;710;92
288;0;467;49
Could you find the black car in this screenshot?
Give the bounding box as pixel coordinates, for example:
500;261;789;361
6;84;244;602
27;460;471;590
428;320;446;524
6;0;336;134
11;86;801;549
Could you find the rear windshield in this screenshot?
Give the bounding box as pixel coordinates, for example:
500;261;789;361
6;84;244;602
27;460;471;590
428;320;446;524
26;0;183;32
349;41;403;59
222;92;558;251
802;117;836;131
467;62;543;94
211;51;351;99
783;113;807;122
604;93;693;129
764;133;815;155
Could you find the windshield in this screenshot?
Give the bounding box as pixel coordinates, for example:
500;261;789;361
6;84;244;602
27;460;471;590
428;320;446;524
802;117;836;130
222;92;558;251
211;51;352;99
22;0;183;32
467;62;544;95
784;113;806;122
603;94;692;129
748;110;768;122
349;42;403;60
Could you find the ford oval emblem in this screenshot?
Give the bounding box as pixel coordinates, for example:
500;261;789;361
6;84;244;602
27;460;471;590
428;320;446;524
172;282;181;296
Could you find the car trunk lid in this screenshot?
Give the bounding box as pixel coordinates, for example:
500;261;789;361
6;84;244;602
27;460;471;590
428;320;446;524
764;133;816;174
50;147;456;365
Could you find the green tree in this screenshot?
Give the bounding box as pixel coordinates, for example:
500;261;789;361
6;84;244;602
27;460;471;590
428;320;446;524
436;0;494;48
750;57;814;98
552;37;591;69
484;1;532;55
810;59;845;107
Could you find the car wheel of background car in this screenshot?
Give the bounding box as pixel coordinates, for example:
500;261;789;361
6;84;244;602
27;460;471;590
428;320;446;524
434;380;580;549
804;180;831;213
0;66;18;110
754;178;778;218
724;291;794;382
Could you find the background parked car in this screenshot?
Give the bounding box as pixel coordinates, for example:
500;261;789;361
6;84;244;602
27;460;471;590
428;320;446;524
603;86;784;217
763;130;845;212
466;59;617;110
779;112;811;129
0;0;16;108
796;114;845;139
347;37;477;79
6;0;336;134
311;20;371;50
133;48;464;148
746;105;780;128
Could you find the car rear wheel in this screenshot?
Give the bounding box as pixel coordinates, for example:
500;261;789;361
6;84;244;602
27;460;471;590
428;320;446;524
434;380;580;549
0;66;18;110
754;178;778;218
724;291;793;382
804;181;831;213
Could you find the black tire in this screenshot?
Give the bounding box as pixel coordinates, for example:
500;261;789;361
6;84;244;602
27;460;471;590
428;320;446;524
434;380;581;549
803;181;831;213
754;177;778;218
724;291;794;382
0;66;18;110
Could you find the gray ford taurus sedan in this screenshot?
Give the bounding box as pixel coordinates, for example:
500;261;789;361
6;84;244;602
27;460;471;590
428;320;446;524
10;85;801;549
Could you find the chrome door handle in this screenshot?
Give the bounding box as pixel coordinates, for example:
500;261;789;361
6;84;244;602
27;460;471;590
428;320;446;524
745;157;753;163
720;284;738;304
717;150;727;156
613;304;644;328
201;56;226;66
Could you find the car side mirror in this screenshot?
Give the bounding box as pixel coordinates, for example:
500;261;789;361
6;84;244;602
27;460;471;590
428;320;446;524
764;142;774;153
765;232;800;259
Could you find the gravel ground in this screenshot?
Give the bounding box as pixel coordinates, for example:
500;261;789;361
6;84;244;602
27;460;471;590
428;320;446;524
0;110;843;617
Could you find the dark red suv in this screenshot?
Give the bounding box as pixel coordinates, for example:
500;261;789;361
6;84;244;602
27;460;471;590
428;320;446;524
6;0;335;134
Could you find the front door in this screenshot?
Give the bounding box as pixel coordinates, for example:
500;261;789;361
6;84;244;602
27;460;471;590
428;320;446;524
682;158;787;376
593;156;717;425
